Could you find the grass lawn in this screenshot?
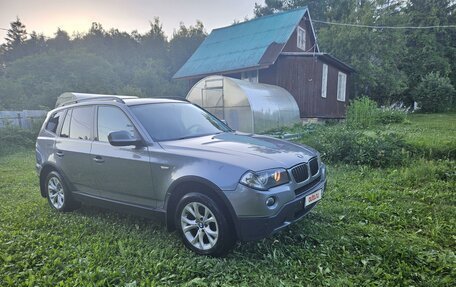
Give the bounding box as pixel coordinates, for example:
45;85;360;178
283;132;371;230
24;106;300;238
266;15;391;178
381;113;456;159
1;114;455;286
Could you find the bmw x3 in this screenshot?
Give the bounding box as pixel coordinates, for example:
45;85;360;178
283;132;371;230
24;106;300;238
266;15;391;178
35;94;327;256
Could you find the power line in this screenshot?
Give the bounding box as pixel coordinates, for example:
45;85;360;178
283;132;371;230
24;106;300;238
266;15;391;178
312;19;456;29
0;28;9;31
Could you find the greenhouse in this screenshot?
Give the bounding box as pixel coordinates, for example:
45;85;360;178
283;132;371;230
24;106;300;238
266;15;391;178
186;76;300;133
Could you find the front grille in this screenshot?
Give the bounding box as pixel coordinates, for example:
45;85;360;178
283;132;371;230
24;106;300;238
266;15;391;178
291;163;309;183
309;157;319;176
291;157;319;183
294;175;321;196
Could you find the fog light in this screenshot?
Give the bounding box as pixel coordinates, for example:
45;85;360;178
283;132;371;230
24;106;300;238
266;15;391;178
266;197;276;207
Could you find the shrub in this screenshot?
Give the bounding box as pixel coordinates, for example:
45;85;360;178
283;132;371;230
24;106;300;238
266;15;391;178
377;107;407;124
300;127;410;167
0;125;40;156
346;97;380;128
355;132;411;167
347;97;408;127
414;72;455;113
302;127;360;164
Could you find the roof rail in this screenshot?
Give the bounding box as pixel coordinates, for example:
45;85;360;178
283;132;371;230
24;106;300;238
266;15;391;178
56;93;139;108
59;96;126;107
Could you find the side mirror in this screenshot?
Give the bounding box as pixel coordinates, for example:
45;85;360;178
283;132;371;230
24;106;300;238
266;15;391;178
108;130;143;147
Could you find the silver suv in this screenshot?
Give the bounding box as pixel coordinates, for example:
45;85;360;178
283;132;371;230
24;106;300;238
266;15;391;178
36;94;326;256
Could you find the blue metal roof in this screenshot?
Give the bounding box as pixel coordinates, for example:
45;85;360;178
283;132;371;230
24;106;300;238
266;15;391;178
173;7;308;79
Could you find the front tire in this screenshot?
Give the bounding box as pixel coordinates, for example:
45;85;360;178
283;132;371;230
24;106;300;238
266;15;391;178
175;192;236;256
45;171;79;212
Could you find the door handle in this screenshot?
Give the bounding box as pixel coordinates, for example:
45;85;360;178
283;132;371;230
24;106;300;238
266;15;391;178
56;151;64;157
93;156;104;163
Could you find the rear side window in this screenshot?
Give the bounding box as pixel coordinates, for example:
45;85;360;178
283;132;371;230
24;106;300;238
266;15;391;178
69;106;94;140
45;110;65;134
97;106;138;142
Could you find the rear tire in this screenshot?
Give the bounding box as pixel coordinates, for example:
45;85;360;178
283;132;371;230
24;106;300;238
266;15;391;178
175;192;236;257
45;171;79;212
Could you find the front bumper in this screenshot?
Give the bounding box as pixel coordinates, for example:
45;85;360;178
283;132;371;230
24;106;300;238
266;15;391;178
237;176;325;241
226;165;327;241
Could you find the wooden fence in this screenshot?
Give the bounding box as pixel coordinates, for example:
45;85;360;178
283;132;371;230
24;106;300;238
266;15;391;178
0;110;47;129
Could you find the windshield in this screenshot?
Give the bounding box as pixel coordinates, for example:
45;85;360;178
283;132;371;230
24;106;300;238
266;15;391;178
130;103;232;141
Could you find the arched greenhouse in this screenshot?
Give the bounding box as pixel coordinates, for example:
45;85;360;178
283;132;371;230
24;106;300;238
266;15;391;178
186;76;300;133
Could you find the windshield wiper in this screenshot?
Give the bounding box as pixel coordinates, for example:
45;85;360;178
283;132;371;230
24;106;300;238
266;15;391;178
170;132;225;141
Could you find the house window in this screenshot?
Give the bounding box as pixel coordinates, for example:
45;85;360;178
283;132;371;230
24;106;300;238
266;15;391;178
337;72;347;102
241;70;258;83
321;64;328;98
297;26;306;51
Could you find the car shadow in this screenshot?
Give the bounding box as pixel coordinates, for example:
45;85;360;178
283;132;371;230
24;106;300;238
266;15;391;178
68;203;327;260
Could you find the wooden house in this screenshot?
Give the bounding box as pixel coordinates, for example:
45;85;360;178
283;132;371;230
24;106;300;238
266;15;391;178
173;7;354;119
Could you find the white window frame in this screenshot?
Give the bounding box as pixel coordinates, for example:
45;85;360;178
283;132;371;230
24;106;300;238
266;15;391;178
297;26;306;51
337;72;347;102
321;64;328;98
241;70;258;83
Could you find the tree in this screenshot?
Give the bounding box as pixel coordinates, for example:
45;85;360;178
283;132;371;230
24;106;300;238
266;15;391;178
254;0;335;20
168;21;207;96
0;16;213;108
20;31;46;57
1;48;120;109
254;0;285;17
140;17;168;60
169;21;206;74
254;0;409;104
76;22;107;54
413;72;455;112
447;1;456;88
321;1;409;104
104;28;142;74
47;28;71;51
401;0;455;102
1;17;28;62
131;59;179;98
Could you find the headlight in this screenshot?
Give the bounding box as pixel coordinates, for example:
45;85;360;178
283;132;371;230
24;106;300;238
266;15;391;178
240;168;290;191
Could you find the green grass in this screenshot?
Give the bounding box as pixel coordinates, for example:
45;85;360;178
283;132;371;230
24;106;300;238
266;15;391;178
1;114;455;286
352;112;455;160
384;113;456;159
298;113;456;162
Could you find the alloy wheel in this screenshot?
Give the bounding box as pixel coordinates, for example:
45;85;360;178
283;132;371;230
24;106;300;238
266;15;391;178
48;176;65;209
180;202;219;250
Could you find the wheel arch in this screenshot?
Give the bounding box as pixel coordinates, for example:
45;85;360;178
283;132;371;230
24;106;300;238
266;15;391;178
164;176;240;239
39;163;67;198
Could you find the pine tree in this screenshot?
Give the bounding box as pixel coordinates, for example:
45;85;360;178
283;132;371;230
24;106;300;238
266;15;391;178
1;17;28;62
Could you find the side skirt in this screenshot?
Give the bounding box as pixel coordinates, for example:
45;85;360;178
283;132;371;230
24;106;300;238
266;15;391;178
72;191;166;223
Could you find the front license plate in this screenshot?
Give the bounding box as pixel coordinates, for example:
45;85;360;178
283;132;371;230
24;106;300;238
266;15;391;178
305;189;322;207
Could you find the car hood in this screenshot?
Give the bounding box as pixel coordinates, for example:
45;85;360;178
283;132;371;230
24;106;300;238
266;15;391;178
159;132;318;171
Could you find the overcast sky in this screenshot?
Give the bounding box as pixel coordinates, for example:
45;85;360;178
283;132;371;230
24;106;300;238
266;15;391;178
0;0;264;43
